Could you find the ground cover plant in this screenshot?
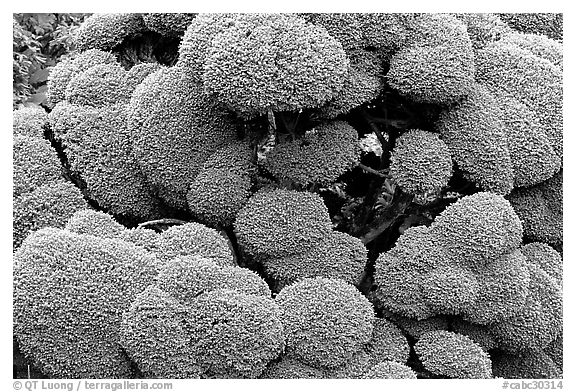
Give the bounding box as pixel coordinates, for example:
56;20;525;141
13;12;563;380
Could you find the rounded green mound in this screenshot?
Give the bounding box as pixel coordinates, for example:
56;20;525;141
186;142;254;228
74;13;146;51
365;318;410;365
276;277;374;369
203;13;349;117
157;222;234;266
430;192;523;267
462;250;531;325
374;194;529;324
436;86;514;195
362;361;417;379
415;331;492;378
390;129;452;195
120;287;201;378
156;257;270;303
177;13;236;79
521;242;562;284
454;13;511;49
121;287;284;379
65;63;128;108
494;93;560;188
13;181;88;249
387;14;475;104
475;41;562;158
128;66;237;209
422;265;480;315
187;169;252;228
56;104;160;219
316;50;384;119
507;171;562;247
184;289;284;378
13;134;62;197
498;13;563;41
388;314;450;341
119;227;160;252
122;62;162;92
489;262;562;352
374;226;440;320
264;121;360;186
13;106;48;138
14;228;159;378
64;209;125;239
263;231;367;291
142;13;196;36
303;13;413;53
492;349;561;379
234;189;333;260
450;319;498;352
47;49;117;105
500;32;562;68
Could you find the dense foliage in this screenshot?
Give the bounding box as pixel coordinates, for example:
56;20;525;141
13;12;563;380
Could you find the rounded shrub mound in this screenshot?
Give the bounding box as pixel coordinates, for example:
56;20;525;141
316;49;384;119
494;93;560;188
498;13;562;41
262;231;367;291
13;106;48;138
202;13;349;117
492;349;561;379
47;49;118;105
142;13;197;36
365;318;410;365
54;104;161;219
74;13;146;51
120;286;201;378
430;192;523;267
390;129;453;195
64;209;125;239
507;171;562;247
186;142;254;228
121;286;284;379
14;228;159;378
119;227;161;253
374;225;441;320
453;13;511;50
234;189;333;260
276;277;374;369
177;13;236;79
264;121;360;186
521;242;562;284
415;331;492;378
13;181;88;249
184;289;284;378
362;361;417;379
489;261;562;352
65;63;128;108
475;41;562;158
157;223;234;266
13;135;62;197
450;319;498;352
156;257;270;304
128;66;237;209
436;86;514;195
387;14;475;104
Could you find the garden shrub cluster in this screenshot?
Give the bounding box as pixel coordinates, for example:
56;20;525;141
13;12;563;380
